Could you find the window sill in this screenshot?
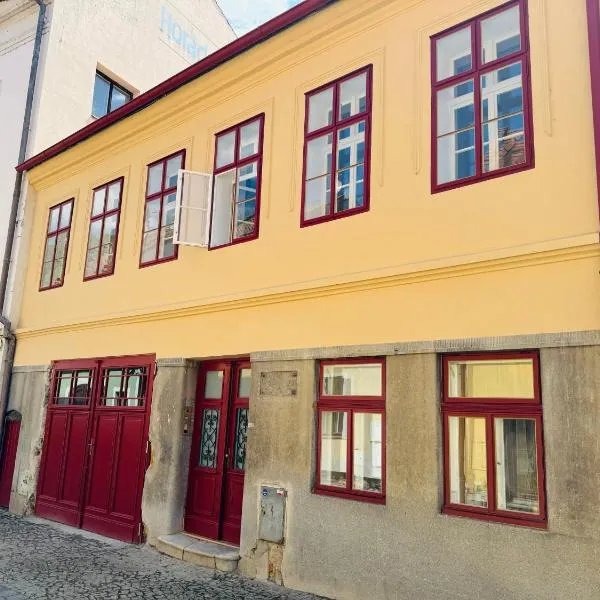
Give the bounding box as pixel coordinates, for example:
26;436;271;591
314;486;385;505
139;255;178;269
432;161;534;195
442;505;547;529
301;205;369;228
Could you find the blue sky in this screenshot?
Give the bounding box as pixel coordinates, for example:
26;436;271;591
218;0;304;36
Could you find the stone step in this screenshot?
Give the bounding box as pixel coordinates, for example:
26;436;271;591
156;533;240;572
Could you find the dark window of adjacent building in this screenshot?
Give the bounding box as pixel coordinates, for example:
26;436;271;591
442;352;546;528
92;71;132;118
431;0;533;192
315;358;385;504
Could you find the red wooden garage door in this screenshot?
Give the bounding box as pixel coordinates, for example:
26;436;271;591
36;355;154;543
0;416;21;508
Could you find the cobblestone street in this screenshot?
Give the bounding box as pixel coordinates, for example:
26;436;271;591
0;511;322;600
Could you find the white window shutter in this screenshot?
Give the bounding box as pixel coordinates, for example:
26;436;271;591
174;170;213;247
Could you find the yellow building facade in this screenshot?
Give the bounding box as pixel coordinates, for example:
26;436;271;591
3;0;600;598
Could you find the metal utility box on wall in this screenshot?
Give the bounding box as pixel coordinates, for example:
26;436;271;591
259;486;287;543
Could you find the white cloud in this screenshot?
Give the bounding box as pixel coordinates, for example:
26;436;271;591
218;0;304;36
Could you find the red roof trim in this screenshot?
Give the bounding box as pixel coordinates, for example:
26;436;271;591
17;0;338;173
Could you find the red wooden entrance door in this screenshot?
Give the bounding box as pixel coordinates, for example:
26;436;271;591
0;416;21;508
185;361;250;545
36;356;154;543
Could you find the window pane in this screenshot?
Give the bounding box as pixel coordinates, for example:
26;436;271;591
109;85;130;112
158;225;175;260
56;372;73;404
436;27;472;81
239;119;261;159
101;214;118;248
42;235;56;264
216;131;236;168
304;175;331;221
481;5;521;64
338;73;367;121
144;199;161;232
234;408;249;470
161;192;176;227
320;411;347;487
98;243;115;274
147;163;163;196
106;182;121;211
211;169;235;247
54;232;69;260
59;203;72;229
308;87;333;133
481;62;525;173
126;367;147;407
141;230;158;263
40;261;53;288
448;358;535;399
92;74;110;118
238;368;251;398
448;416;488;507
204;370;223;399
322;363;382;397
103;369;123;406
48;207;60;233
437;81;474;137
234;162;257;239
199;409;220;468
165;155;182;189
84;247;99;278
72;370;91;406
352;413;382;493
335;166;364;213
306;134;333;180
495;418;539;514
92;188;106;216
87;220;102;250
51;259;64;286
437;131;476;185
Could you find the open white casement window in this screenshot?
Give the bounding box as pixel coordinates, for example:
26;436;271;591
173;170;213;247
174;115;264;250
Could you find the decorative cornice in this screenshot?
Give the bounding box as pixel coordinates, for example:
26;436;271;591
15;241;600;341
251;330;600;362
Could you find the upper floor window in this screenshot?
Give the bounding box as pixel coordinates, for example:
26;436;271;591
140;151;184;267
40;199;73;291
92;71;132;119
302;66;372;226
442;352;546;528
315;358;385;504
84;178;123;280
210;115;264;248
431;1;533;192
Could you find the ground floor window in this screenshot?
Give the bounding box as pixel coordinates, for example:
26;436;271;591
315;359;385;503
442;352;546;527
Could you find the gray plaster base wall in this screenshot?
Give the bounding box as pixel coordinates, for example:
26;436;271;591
239;349;600;600
141;359;197;546
5;366;50;516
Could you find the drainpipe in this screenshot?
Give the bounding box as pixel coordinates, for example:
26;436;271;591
0;0;46;463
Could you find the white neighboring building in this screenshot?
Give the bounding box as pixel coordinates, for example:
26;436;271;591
0;0;235;316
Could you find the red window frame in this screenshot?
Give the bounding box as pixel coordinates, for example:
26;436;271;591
314;358;386;504
431;0;534;193
83;177;124;281
301;65;373;227
139;149;185;267
39;198;74;291
209;114;265;250
441;351;547;528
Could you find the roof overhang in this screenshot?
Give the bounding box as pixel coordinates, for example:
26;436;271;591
16;0;338;173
